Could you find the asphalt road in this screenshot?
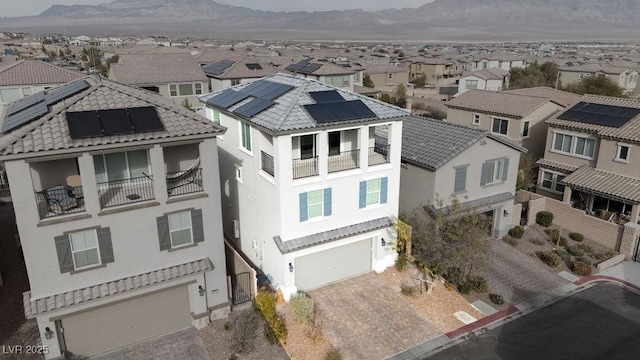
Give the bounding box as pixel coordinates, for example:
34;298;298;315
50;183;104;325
426;283;640;360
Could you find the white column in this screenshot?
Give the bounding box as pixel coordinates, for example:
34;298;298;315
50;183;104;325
631;204;640;224
318;131;328;178
78;153;100;214
359;126;369;172
149;145;167;203
199;138;219;196
562;186;572;204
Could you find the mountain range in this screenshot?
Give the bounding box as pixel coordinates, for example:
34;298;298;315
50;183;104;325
1;0;640;41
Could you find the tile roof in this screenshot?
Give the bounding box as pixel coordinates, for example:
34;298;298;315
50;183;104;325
273;217;393;254
446;89;551;119
560;64;631;75
192;49;243;65
462;68;509;81
309;62;355;76
364;64;409;75
404;57;452;65
506;87;580;107
546;94;640;143
536;158;578;173
206;57;282;80
0;60;85;86
562;166;640;204
23;258;212;318
109;53;208;86
427;192;515;216
0;77;225;157
354;85;380;96
199;73;409;133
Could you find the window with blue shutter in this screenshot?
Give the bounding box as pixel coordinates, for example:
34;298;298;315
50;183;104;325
480;162;490;186
380;177;388;204
359;181;367;208
323;188;332;216
299;192;308;222
454;166;468;193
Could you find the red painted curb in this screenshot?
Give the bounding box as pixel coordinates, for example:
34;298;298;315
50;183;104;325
445;305;518;339
573;275;640;292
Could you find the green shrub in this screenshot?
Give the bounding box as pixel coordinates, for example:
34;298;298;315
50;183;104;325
571;261;592;276
466;276;488;293
569;233;584;242
395;253;409;272
567;245;585;257
400;283;416;297
536;211;554;227
290;293;315;324
509;226;525;239
577;243;593;254
224;321;231;330
540;251;562;267
576;257;592;265
325;346;343;360
489;293;505;305
254;290;276;321
457;282;472;295
271;313;287;345
592;250;617;261
255;290;287;345
529;238;545;246
555;249;570;261
502;235;518;247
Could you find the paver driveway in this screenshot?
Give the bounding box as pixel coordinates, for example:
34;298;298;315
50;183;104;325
309;272;442;360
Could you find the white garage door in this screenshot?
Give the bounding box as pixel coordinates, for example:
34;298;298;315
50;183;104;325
295;239;372;291
62;286;191;357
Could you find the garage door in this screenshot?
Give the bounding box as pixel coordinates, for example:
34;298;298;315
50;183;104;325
62;286;191;357
295;239;372;291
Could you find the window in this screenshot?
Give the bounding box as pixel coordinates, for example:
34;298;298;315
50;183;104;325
522;120;530;138
231;79;241;86
212;109;221;124
616;144;630;162
195;83;202;95
454;165;468;193
69;230;100;269
307;189;324;218
240;122;252;152
466;80;478;89
168;211;193;248
552;132;596;159
492;118;509;135
354;72;361;82
93;150;149;183
472;113;480;125
169;83;199;97
178;84;194;96
359;177;388;208
481;158;508;186
235;165;243;183
328;132;340;156
575;137;595;157
326;75;350;87
366;178;381;205
388;73;393;79
300;134;315;159
540;171;565;194
553;133;573;153
299;188;332;221
0;88;21;103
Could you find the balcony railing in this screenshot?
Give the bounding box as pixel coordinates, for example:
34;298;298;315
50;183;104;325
261;151;275;177
97;175;154;208
0;170;9;190
328;149;360;173
293;156;318;179
166;168;203;197
369;145;390;166
36;185;86;219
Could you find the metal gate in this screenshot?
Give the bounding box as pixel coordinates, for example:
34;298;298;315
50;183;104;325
230;272;253;306
634;235;640;263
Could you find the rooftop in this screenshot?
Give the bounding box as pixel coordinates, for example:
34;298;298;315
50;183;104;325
446;89;552;119
562;165;640;204
0;60;85;86
506;87;580;107
461;68;509;81
109;53;208;86
203;57;282;80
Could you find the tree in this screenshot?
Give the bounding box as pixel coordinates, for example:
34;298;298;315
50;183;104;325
391;83;407;108
363;73;374;88
58;49;64;58
105;54;119;72
509;61;559;89
410;74;427;88
424;106;446;120
181;98;193;111
401;199;490;280
561;74;625;97
517;153;536;191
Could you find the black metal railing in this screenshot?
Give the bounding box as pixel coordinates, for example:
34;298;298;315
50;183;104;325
293;156;318;179
36;185;86;219
166;168;203;197
328;149;360;173
0;170;9;190
369;145;390;166
261;151;275;177
231;272;253;306
97;175;154;208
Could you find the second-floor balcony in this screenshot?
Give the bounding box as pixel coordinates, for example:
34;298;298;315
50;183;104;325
97;175;155;208
369;145;390;166
293;156;318;179
328;149;360;173
36;182;86;219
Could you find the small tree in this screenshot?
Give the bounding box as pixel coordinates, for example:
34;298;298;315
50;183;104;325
562;74;625;98
391;84;407;108
424;106;446;120
379;93;392;104
181;98;193;111
517;153;535;190
410;74;427;88
363;73;374;88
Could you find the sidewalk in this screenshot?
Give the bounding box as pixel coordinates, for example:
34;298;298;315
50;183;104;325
386;261;640;360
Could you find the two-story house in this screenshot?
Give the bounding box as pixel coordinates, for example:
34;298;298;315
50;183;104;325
456;68;510;95
0;77;229;359
559;64;638;95
446;90;567;158
471;56;528;72
390;116;524;238
402;57;456;85
285;59;358;92
364;64;410;88
537;95;640;225
200;74;408;299
202;57;282;92
108;53;210;110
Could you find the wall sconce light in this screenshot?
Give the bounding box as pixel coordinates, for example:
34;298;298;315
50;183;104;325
381;238;386;247
503;210;509;217
289;263;294;273
44;327;54;340
198;285;205;297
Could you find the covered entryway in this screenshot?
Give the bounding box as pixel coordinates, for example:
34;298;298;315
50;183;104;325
295;239;372;291
62;285;191;358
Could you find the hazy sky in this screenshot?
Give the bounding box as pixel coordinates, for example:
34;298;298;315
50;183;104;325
3;0;433;17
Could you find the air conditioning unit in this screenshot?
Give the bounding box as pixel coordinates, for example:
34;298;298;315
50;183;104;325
233;220;240;239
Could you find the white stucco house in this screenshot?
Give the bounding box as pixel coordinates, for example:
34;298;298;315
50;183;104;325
285;59;361;92
393;116;525;238
200;73;409;299
456;68;510;95
0;77;230;359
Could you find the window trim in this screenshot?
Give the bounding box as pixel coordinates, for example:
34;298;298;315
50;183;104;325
93;149;151;183
522;120;531;138
168;211;194;249
540;170;566;195
240;122;252;154
615;143;631;163
306;189;324;220
169;83;202;97
69;229;101;270
235;164;243;184
472;113;481;126
366;178;382;206
465;79;478;90
491;117;509;136
550;131;597;160
485;158;504;185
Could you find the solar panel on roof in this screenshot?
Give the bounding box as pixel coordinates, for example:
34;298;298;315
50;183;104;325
66;111;103;139
128;106;164;133
304;100;377;123
246;63;263;70
558;101;640;128
233;98;275;118
1;102;48;133
45;80;89;106
202;59;235;75
309;90;344;103
285;63;304;71
98;108;134;135
300;63;322;74
205;89;251;109
239;80;294;101
4;92;45;117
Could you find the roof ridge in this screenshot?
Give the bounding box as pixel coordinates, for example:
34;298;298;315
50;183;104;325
0;59;24;74
465;89;550;101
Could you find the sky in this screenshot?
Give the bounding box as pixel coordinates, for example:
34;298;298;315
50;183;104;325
2;0;433;17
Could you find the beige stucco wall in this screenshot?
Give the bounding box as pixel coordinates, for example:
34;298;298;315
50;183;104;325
542;127;598;169
368;71;410;88
594;139;640;178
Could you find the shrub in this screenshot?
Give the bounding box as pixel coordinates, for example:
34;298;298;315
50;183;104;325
400;283;417;297
254;290;276;321
592;250;617;261
255;290;287;345
536;211;554;227
571;261;592;276
576;257;592;265
325;346;343;360
509;226;525;239
489;293;505;305
395;253;409;272
569;233;584;242
466;276;488;293
529;238;545;246
270;313;288;345
290;293;315;324
230;310;259;355
224;321;231;330
457;282;472;295
555;249;570;261
567;245;585;257
502;236;518;247
305;308;323;343
540;251;562;267
577;243;593;254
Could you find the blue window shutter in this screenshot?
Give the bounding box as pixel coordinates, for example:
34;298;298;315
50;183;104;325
502;158;509;182
380;177;388;204
454;166;467;193
299;192;308;222
323;188;332;216
359;181;367;209
480;162;489;186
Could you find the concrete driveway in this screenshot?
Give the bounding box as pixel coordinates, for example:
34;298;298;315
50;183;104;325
309;272;442;360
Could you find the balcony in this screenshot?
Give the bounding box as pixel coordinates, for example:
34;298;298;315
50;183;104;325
328;149;360;173
369;145;390;166
166;168;203;197
36;184;86;219
97;176;154;208
261;151;274;177
293;156;318;179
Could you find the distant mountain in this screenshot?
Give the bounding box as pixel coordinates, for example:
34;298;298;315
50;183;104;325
1;0;640;41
